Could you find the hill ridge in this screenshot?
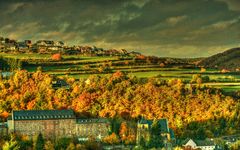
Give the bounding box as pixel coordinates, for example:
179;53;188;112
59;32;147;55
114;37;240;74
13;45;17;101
198;47;240;70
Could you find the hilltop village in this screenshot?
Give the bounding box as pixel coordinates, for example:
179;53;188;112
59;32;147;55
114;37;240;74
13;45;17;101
0;36;140;56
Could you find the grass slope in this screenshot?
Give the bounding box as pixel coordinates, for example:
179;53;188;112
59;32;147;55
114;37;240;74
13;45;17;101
199;47;240;70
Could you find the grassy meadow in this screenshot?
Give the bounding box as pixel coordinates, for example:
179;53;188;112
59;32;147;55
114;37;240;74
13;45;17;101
1;53;240;93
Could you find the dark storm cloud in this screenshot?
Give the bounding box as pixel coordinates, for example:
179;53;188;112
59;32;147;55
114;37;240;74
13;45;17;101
0;0;239;57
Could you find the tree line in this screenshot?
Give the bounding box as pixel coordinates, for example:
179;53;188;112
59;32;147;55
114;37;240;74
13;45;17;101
0;57;22;71
0;70;239;140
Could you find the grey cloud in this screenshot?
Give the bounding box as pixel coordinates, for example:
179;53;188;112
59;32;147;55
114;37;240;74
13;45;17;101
217;0;240;11
165;15;188;26
0;0;239;57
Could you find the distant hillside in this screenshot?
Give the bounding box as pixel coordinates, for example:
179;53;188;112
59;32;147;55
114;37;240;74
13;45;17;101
198;47;240;70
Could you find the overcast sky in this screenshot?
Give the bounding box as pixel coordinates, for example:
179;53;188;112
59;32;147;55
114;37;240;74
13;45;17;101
0;0;240;57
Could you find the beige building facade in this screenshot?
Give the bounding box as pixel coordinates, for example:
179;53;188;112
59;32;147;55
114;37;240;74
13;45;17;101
7;110;110;140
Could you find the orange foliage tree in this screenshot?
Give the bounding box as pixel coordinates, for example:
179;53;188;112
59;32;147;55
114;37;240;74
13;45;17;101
51;53;62;61
103;133;120;145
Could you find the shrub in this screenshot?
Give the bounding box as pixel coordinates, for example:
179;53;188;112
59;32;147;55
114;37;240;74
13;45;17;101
51;53;62;61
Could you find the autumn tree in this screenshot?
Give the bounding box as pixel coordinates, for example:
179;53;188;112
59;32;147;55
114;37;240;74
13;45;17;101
159;63;165;67
230;140;240;150
200;68;206;73
51;53;62;61
119;122;128;143
103;133;120;145
0;69;239;140
44;141;55;150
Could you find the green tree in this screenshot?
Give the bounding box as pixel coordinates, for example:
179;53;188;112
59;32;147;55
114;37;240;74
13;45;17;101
66;142;76;150
44;140;54;150
34;133;44;150
230;140;240;150
147;120;163;148
55;138;71;150
2;135;20;150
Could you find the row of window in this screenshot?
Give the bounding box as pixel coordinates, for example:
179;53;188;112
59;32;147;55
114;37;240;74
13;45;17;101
14;115;73;120
17;129;107;137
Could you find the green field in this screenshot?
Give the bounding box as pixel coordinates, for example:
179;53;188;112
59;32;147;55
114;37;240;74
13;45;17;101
0;53;51;60
1;53;240;92
0;53;119;61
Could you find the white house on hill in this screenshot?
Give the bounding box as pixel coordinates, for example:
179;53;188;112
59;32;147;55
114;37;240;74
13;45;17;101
182;138;215;150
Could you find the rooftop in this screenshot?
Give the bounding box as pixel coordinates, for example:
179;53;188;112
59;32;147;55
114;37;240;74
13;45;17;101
138;118;152;126
182;138;215;146
159;118;169;133
12;109;76;120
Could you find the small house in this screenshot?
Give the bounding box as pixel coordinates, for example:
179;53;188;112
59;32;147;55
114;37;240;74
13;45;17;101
54;41;64;47
52;79;70;89
5;43;16;51
182;138;215;150
17;42;29;52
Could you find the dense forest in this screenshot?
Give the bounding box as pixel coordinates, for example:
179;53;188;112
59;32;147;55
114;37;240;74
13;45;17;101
0;70;239;140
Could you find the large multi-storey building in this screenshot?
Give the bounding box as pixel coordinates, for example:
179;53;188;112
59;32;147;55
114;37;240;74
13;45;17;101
6;109;174;146
7;109;110;140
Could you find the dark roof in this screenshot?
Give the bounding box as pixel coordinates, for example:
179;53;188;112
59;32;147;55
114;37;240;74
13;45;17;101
45;40;54;45
52;79;70;89
18;42;28;47
169;128;175;139
159;118;169;133
0;122;7;128
138;118;153;126
12;109;76;120
195;140;215;146
76;118;110;124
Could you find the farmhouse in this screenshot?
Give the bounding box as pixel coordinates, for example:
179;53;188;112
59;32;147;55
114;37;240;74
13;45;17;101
5;43;16;51
182;138;216;150
7;109;110;140
17;42;29;52
54;41;64;47
52;79;70;89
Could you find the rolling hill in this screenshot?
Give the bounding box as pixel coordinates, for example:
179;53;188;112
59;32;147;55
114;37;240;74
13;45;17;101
198;47;240;70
